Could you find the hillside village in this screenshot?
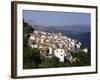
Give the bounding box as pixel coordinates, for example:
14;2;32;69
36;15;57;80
27;30;88;63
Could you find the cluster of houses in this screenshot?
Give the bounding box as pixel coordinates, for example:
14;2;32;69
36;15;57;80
28;31;88;63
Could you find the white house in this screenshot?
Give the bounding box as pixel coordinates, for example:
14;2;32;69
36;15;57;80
59;43;63;48
40;39;44;43
83;48;88;53
29;36;35;41
51;44;56;49
45;39;49;43
34;31;39;34
54;48;65;62
71;41;75;47
76;43;81;49
41;31;46;35
41;35;46;39
48;47;52;54
30;44;38;48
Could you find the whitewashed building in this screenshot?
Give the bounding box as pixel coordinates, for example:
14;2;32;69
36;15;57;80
29;36;35;41
30;44;38;48
83;48;88;53
54;48;65;62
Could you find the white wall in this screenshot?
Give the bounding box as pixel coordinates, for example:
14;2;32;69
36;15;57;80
0;0;99;80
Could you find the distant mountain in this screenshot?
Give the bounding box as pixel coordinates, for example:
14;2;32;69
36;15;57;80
72;32;91;48
32;24;90;32
32;24;48;31
51;24;90;32
32;24;90;48
56;30;91;48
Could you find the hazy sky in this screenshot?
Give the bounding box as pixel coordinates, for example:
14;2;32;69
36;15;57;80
23;10;91;26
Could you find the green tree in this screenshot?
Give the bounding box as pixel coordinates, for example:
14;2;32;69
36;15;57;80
39;57;60;68
23;19;34;34
23;47;41;69
71;48;91;66
23;19;34;48
23;34;30;48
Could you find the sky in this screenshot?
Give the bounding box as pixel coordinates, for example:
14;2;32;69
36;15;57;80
23;10;91;26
